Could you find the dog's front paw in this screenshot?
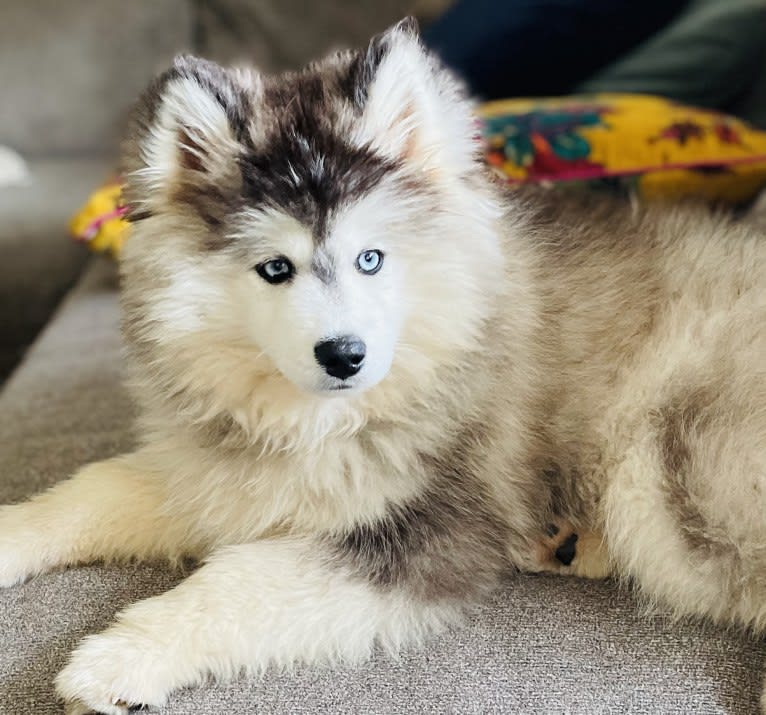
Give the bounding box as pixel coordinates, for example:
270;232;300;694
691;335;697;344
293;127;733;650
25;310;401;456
62;700;129;715
0;537;38;588
0;550;32;588
61;697;130;715
0;504;55;587
55;633;166;715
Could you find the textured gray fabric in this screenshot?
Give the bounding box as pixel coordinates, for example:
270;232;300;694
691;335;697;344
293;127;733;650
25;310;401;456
0;159;111;380
0;261;133;497
0;0;192;157
1;261;765;714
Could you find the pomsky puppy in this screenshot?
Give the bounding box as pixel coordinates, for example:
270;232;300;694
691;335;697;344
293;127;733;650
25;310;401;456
1;17;766;715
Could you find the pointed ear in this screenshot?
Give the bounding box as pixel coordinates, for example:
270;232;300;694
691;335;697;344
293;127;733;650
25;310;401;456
124;55;252;216
351;18;478;175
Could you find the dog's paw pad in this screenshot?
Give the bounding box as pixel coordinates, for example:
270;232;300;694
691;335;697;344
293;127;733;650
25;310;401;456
536;524;613;579
554;532;578;565
535;519;579;570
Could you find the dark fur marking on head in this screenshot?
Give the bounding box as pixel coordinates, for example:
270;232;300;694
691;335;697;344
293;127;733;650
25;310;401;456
131;55;252;152
325;438;510;602
535;456;591;529
171;55;252;143
655;389;735;558
173;182;243;236
122;54;251;229
339;17;421;111
341;34;388;111
240;73;398;242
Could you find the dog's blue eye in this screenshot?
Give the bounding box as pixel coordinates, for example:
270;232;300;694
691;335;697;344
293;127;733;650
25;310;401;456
356;249;383;275
255;257;294;284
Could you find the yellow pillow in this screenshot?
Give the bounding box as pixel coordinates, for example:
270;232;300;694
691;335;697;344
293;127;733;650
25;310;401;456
479;93;766;203
69;181;129;258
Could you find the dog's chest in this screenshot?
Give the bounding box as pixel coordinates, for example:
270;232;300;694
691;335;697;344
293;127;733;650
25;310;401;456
168;435;427;544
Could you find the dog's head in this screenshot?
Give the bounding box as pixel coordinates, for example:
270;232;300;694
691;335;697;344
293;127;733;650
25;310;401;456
122;19;503;430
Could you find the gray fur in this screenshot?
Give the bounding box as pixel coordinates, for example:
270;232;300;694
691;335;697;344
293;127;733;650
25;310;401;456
655;387;739;559
311;249;336;285
327;429;512;601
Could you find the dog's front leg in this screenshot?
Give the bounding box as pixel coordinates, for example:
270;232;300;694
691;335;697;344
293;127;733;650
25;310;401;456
0;451;196;587
55;537;462;715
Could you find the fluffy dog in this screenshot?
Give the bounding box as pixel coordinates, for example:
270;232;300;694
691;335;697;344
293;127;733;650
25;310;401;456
1;18;765;714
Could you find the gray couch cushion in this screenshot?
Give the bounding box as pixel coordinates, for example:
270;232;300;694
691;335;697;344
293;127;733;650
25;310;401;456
0;0;192;157
0;159;113;380
0;261;764;714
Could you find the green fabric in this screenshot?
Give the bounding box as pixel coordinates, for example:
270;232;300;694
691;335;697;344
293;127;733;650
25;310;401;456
578;0;766;128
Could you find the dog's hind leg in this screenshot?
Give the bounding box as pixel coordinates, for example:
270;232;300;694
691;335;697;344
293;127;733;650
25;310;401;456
535;520;612;579
603;372;766;711
0;451;197;587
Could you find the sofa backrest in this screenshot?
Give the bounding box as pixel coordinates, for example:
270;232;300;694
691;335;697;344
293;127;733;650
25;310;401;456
0;0;412;159
0;0;193;158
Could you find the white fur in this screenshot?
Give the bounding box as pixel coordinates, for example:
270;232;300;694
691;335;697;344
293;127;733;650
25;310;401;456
353;30;477;175
132;76;241;212
229;194;406;395
55;538;457;713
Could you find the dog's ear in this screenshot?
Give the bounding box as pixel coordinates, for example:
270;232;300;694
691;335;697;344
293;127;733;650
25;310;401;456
350;18;477;175
124;55;252;217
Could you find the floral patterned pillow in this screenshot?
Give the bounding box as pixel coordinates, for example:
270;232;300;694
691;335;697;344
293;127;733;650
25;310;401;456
480;94;766;203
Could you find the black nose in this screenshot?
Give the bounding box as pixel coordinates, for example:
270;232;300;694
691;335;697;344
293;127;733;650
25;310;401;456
314;336;366;380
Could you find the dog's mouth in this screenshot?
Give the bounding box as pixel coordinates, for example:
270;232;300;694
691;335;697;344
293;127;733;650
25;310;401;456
317;380;358;395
